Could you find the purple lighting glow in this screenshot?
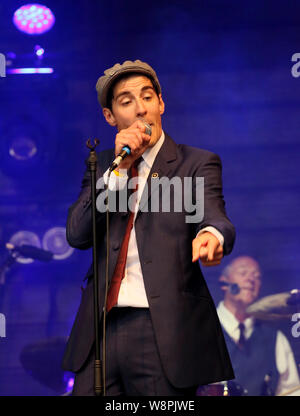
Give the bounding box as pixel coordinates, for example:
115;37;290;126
35;47;44;57
7;68;53;74
13;4;55;35
34;44;45;58
67;377;74;390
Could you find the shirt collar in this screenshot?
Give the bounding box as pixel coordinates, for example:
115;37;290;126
141;130;165;169
217;300;254;338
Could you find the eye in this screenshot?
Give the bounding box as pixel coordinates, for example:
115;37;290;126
143;95;152;101
121;100;131;106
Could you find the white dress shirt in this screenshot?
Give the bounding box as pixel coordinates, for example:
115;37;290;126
217;301;300;396
102;131;224;307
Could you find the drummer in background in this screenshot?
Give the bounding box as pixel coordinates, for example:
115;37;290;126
217;255;300;396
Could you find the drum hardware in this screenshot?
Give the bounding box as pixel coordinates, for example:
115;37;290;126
197;380;245;396
246;289;300;321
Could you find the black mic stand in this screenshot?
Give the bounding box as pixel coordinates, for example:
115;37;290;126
86;138;102;396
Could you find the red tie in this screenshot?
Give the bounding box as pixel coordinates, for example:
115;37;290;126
106;158;141;312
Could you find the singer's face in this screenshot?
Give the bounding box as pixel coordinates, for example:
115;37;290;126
103;75;165;147
223;256;262;305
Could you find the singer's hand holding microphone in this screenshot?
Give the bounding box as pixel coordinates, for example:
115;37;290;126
110;120;152;172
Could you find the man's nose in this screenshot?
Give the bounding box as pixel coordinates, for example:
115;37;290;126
246;273;257;284
136;99;147;117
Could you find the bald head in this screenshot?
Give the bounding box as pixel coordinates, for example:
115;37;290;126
227;256;260;275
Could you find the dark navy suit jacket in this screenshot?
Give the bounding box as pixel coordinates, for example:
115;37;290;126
62;133;236;388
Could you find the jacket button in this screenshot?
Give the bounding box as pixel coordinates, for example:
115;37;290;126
113;243;120;250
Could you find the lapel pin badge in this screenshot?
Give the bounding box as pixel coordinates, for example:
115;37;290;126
152;172;159;178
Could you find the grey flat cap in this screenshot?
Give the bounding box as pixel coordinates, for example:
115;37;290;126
95;60;162;108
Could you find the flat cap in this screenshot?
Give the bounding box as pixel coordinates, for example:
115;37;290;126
95;60;162;108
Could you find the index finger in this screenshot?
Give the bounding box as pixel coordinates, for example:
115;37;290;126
192;236;208;262
207;239;219;261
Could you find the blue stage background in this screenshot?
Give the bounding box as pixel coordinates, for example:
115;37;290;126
0;0;299;395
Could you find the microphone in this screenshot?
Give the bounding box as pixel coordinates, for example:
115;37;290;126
287;289;300;306
6;243;54;262
219;281;240;295
109;121;152;172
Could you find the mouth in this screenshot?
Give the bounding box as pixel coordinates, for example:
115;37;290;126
241;287;255;292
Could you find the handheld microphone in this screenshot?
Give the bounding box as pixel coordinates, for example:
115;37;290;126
6;243;54;262
219;281;240;295
109;121;152;172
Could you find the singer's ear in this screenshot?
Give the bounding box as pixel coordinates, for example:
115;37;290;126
103;108;117;127
159;94;165;115
219;275;229;292
219;275;228;283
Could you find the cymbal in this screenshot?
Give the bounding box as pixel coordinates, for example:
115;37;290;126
246;289;300;321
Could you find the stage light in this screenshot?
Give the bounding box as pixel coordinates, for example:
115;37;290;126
0;117;46;179
7;67;53;74
42;227;74;260
9;136;37;161
8;231;41;264
13;4;55;35
34;45;45;58
63;373;75;394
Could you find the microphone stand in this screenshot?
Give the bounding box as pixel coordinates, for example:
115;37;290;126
86;138;102;396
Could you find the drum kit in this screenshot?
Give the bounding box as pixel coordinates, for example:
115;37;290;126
197;288;300;396
16;288;300;395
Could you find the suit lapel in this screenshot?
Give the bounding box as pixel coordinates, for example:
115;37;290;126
137;133;179;216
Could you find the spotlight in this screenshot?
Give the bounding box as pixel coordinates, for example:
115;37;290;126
42;227;74;260
9;136;37;161
7;67;53;74
1;120;40;170
34;45;45;58
0;116;52;179
13;4;55;35
63;373;75;395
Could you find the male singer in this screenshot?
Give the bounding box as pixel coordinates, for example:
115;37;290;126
62;60;236;395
